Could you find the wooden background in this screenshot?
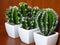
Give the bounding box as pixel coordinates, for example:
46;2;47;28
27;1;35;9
0;0;60;45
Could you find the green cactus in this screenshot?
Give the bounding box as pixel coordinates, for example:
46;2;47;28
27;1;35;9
6;6;20;25
18;2;37;30
37;8;58;36
18;2;28;17
21;6;37;30
32;6;40;27
21;17;37;30
22;17;27;29
32;6;40;17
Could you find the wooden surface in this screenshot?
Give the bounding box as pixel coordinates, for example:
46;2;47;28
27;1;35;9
0;0;60;45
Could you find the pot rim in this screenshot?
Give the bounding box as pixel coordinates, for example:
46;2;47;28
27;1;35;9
34;31;59;38
18;27;38;31
5;22;21;26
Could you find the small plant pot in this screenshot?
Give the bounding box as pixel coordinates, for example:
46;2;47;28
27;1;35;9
18;27;39;44
34;31;59;45
5;22;21;38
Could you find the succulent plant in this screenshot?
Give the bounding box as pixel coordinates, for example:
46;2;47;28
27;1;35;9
32;6;40;27
37;8;58;36
6;6;21;24
32;6;40;17
22;17;37;30
18;2;38;30
18;2;28;17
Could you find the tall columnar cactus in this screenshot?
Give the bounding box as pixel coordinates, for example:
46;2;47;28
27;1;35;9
37;8;58;36
18;2;37;30
6;6;20;24
21;6;37;29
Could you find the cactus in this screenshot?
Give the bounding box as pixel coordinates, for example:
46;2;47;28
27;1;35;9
22;6;37;30
18;2;28;17
32;6;40;27
32;6;40;17
6;6;20;24
37;8;58;36
21;17;37;30
18;2;37;30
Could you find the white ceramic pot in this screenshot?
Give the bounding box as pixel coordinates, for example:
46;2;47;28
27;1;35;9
18;27;39;44
34;31;59;45
5;22;21;38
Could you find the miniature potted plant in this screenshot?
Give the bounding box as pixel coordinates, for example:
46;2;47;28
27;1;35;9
5;6;21;38
34;8;59;45
18;2;39;44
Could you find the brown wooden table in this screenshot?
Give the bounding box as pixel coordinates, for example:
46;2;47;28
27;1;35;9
0;33;35;45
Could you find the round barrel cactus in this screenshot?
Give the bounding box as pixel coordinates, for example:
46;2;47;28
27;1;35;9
37;8;58;36
6;6;20;24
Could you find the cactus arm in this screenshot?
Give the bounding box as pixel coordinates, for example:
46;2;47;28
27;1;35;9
32;7;39;17
33;19;37;29
22;17;27;29
22;21;27;29
6;7;13;23
18;12;22;23
27;18;31;29
13;7;18;24
19;2;28;17
20;5;27;17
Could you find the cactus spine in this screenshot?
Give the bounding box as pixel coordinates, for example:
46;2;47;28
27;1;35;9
37;8;58;36
6;6;20;24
